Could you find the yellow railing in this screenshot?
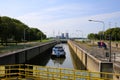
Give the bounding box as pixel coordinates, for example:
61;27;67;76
0;64;120;80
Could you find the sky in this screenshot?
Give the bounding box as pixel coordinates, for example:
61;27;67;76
0;0;120;38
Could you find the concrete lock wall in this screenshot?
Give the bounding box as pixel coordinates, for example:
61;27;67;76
0;41;57;65
68;40;113;73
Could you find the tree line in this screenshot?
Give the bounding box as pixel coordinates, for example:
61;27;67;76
0;16;46;45
87;27;120;41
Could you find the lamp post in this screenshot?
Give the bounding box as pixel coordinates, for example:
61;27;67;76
88;20;105;40
76;30;83;41
24;28;28;48
70;33;74;38
88;20;112;62
40;33;42;42
109;34;112;62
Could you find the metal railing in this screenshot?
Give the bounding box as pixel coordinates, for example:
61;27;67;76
0;64;120;80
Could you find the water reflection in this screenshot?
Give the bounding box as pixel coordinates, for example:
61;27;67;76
46;44;74;69
51;57;66;67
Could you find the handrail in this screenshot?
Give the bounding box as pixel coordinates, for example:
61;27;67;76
0;64;120;80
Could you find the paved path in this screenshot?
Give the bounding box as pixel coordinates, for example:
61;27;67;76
75;41;120;65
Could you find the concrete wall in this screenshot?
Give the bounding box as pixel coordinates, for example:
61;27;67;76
0;41;57;65
68;40;113;73
114;64;120;80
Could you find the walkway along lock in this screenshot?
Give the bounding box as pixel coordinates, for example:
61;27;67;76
67;40;113;79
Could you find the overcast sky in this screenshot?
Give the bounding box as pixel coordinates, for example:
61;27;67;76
0;0;120;37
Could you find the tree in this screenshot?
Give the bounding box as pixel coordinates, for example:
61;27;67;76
0;16;46;46
0;16;13;45
88;33;96;40
105;27;120;41
88;27;120;41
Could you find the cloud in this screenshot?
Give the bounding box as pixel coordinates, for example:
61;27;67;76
17;10;120;37
17;3;93;21
45;11;120;27
89;11;120;20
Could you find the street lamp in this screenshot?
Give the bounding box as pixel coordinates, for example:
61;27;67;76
89;19;112;62
24;28;28;48
88;20;105;40
40;33;42;42
76;30;83;41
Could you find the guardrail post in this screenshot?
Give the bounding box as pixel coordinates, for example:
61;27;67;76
60;68;61;79
74;70;75;80
47;67;49;79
